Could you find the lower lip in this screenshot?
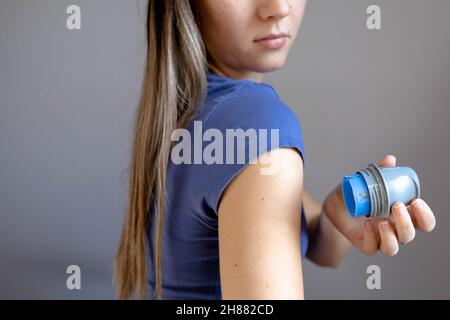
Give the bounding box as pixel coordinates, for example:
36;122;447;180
255;36;288;49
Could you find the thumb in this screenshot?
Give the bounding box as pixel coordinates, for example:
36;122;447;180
377;154;397;168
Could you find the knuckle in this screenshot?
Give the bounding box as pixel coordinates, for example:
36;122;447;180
399;229;415;244
427;215;437;231
386;250;398;257
419;216;436;232
382;245;399;257
363;248;377;256
423;223;435;232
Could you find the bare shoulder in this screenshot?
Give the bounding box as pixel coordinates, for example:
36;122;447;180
217;147;305;299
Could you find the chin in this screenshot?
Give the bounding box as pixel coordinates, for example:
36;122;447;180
253;56;288;73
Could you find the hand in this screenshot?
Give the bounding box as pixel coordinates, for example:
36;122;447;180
323;155;437;256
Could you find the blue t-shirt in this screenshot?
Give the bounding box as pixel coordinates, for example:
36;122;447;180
147;71;309;299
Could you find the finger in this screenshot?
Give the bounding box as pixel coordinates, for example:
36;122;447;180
409;198;436;232
378;220;399;256
377;154;396;168
405;206;419;228
391;202;416;244
399;204;420;229
362;221;378;256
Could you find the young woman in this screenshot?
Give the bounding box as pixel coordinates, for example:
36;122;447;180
113;0;436;300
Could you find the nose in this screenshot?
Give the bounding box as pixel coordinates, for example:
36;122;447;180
258;0;291;20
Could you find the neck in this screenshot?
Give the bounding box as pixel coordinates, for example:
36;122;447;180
208;64;264;83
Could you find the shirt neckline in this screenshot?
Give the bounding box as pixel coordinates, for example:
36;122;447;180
206;70;277;91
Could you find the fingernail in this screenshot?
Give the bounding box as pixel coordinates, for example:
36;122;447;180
381;221;390;231
386;154;396;161
393;202;403;211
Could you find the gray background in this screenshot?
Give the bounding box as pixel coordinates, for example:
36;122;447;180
0;0;448;299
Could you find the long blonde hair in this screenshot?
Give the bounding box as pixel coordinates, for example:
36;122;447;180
113;0;207;299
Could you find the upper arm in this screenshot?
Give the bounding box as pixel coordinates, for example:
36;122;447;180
218;147;305;299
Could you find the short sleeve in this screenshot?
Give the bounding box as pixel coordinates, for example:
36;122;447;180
190;82;306;216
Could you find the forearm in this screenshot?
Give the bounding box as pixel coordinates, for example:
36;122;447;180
305;203;352;267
